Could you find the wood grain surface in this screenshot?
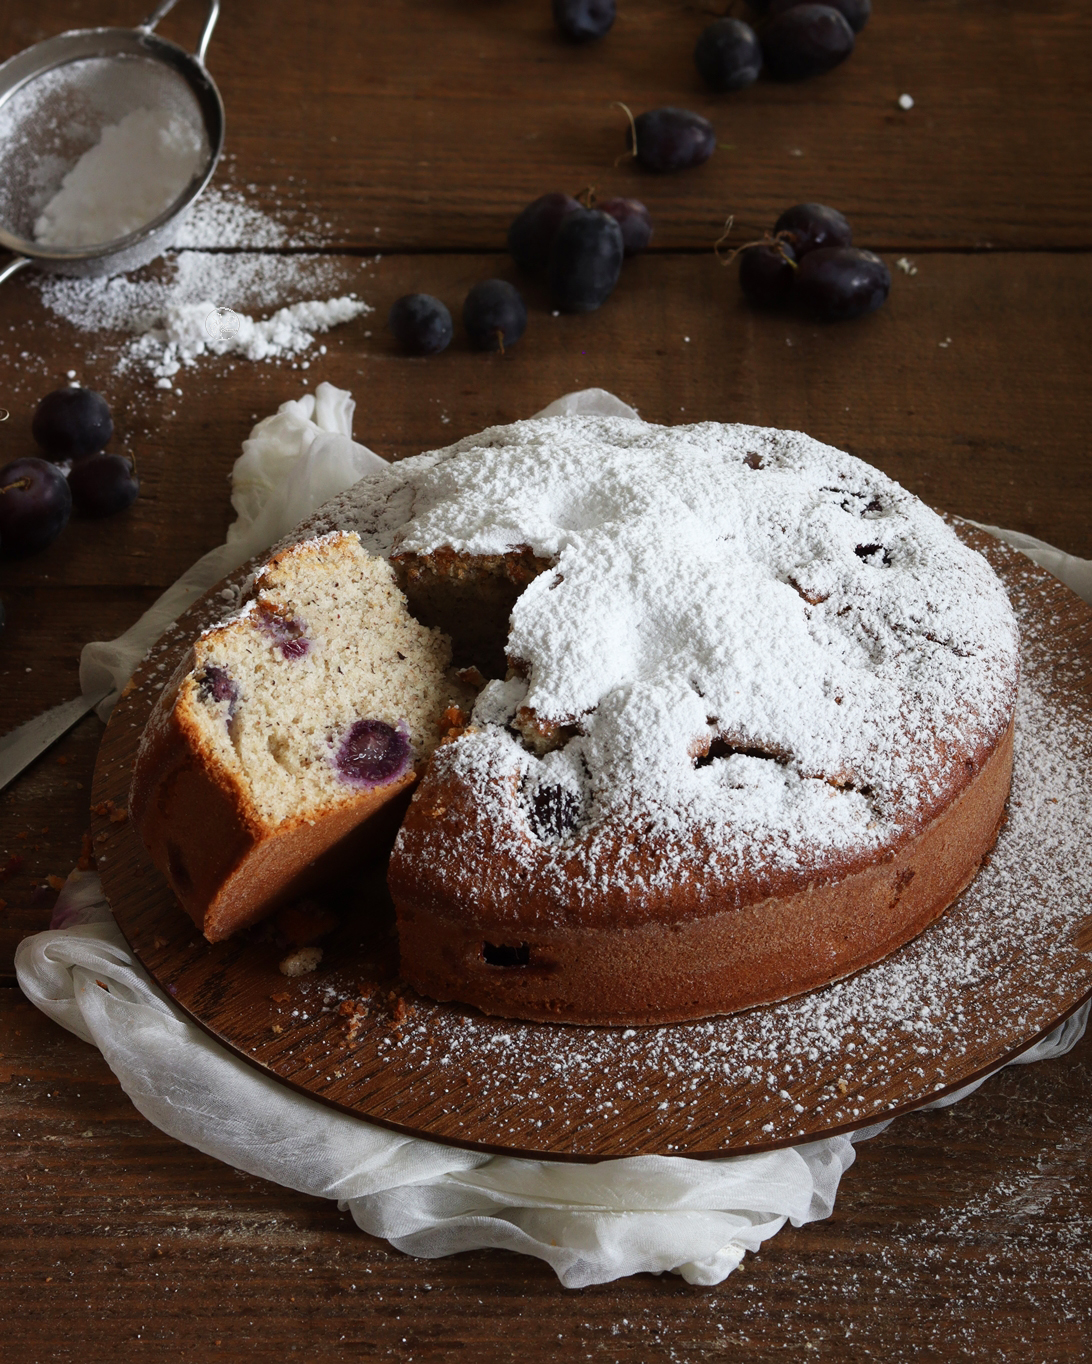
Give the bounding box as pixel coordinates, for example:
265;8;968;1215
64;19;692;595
2;0;1091;1357
4;0;1090;252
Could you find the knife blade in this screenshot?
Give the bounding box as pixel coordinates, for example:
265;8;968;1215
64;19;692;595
0;691;111;792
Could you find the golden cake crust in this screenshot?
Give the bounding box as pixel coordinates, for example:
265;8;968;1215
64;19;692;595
130;661;415;943
392;718;1013;1025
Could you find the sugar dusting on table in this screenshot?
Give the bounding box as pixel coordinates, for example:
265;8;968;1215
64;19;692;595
30;182;370;391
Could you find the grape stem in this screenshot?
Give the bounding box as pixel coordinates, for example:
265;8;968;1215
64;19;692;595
612;102;638;166
714;215;798;268
0;478;32;495
576;185;598;209
494;327;506;355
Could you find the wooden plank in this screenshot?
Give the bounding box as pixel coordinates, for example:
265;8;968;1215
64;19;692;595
1;987;1089;1359
0;589;161;732
2;251;1090;606
0;713;102;978
3;1;1089;252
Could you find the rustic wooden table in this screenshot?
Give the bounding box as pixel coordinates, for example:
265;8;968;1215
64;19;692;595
2;2;1090;1359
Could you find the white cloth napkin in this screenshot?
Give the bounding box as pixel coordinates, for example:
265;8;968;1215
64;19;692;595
17;872;1089;1288
17;383;1091;1288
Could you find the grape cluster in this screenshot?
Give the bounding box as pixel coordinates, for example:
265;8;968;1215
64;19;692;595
0;387;139;563
508;191;652;314
695;1;868;93
733;203;891;321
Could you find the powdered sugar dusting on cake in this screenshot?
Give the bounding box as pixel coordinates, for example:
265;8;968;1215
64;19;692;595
323;416;1018;892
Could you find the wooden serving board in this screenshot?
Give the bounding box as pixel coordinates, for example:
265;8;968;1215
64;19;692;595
91;529;1092;1161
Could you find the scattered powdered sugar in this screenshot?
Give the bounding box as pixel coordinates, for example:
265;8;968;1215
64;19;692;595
319;416;1019;904
171;185;294;250
129;293;368;383
33;107;204;247
31;166;368;389
34;230;371;387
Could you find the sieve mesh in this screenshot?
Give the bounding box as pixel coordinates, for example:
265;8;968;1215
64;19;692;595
0;53;210;249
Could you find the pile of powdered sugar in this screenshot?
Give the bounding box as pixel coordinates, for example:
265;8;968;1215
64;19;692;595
33;185;370;389
34;107;204;247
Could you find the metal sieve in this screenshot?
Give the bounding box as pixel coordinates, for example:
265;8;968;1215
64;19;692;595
0;0;224;286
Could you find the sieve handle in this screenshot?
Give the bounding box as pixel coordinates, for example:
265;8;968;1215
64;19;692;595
0;256;32;288
142;0;221;65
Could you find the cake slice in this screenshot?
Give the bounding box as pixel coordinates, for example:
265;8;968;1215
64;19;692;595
131;531;474;942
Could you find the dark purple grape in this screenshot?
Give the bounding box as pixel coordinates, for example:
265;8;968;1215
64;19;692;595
694;19;763;92
761;5;855;80
507;192;581;273
631;107;716;173
463;280;527;351
552;0;615;41
197;665;238;707
0;457;72;557
527;784;582;840
547;209;625;313
257;609;310;660
599;196;653;256
335;719;412;788
739;241;797;307
387;294;453;355
796;247;890;321
31;387;113;461
67;452;139;518
774;202;852;257
768;0;870;32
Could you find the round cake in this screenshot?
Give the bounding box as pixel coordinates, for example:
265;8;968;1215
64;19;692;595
134;413;1020;1025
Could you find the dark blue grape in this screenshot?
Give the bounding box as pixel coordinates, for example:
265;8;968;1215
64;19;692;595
0;457;72;557
694;19;763;92
631;107;717;173
552;0;615;41
768;0;870;33
31;387;113;461
335;719;411;788
598;196;653;256
739;241;797;307
796;247;890;321
761;5;855;80
547;209;624;313
67;452;139;518
463;280;527;352
773;202;852;257
507;192;581;273
387;294;453;355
